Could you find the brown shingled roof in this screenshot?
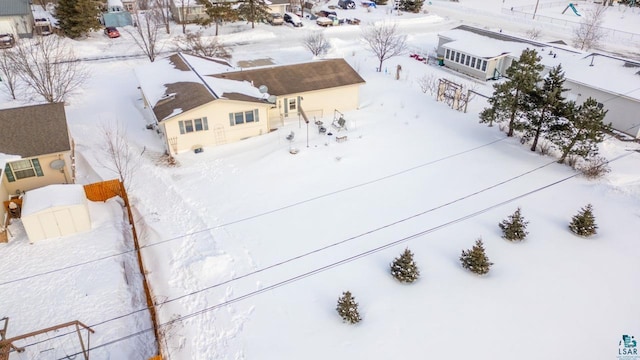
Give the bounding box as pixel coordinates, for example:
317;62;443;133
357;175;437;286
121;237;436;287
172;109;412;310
210;58;365;96
153;81;216;121
0;103;71;158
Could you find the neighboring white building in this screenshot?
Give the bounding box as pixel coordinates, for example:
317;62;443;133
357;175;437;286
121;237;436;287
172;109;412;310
437;25;640;139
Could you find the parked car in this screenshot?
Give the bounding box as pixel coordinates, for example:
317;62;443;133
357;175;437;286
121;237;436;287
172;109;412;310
284;12;303;27
104;27;120;38
316;16;333;27
316;9;338;17
0;34;15;49
268;13;284;25
338;0;356;9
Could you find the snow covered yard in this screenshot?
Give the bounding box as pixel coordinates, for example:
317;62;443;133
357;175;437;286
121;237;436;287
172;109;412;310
0;198;155;359
1;0;639;358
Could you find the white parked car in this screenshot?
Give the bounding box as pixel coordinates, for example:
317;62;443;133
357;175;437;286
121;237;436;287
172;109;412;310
284;12;303;27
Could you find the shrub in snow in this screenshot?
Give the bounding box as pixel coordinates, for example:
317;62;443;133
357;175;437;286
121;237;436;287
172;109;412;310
460;239;493;275
499;207;529;241
569;204;598;237
336;291;361;324
390;248;420;283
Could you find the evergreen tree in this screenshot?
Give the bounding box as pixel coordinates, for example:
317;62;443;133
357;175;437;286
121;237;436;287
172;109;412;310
569;204;598;237
237;0;271;29
460;239;493;275
398;0;425;12
498;207;529;241
523;64;568;152
390;248;420;283
551;97;607;164
336;291;362;324
56;0;103;39
479;49;544;137
197;0;239;36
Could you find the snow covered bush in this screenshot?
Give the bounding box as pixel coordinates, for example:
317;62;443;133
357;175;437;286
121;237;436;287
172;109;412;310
336;291;362;324
460;239;493;275
498;207;529;241
569;204;598;237
390;248;420;283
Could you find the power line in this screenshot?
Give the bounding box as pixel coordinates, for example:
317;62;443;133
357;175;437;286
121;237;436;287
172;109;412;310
53;151;634;360
0;137;507;287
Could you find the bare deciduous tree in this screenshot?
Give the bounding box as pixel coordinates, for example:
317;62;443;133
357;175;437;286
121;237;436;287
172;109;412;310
154;0;172;34
0;49;21;99
573;5;607;50
129;9;163;62
361;22;407;72
173;30;230;58
99;121;141;191
10;36;88;103
525;27;541;40
302;31;330;56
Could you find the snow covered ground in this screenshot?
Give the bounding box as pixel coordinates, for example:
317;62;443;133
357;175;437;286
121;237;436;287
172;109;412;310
1;0;640;359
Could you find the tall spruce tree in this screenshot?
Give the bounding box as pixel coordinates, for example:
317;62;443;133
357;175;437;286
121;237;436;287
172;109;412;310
56;0;103;39
460;239;493;275
390;248;420;283
336;291;362;324
480;49;544;137
551;97;607;164
498;207;529;241
237;0;271;29
523;65;568;152
197;0;239;36
569;204;598;237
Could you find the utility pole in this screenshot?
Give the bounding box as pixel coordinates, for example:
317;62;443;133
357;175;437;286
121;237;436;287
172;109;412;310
533;0;540;19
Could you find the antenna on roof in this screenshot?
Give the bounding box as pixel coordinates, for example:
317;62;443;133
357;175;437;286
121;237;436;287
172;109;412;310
267;95;277;104
258;85;269;94
589;55;595;67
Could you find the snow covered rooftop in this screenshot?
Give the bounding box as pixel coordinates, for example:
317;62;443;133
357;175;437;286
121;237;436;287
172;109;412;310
22;184;88;217
134;53;266;121
439;26;640;100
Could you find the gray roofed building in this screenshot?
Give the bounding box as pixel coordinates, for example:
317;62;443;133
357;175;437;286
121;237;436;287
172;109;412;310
211;59;366;96
0;0;30;16
0;103;71;158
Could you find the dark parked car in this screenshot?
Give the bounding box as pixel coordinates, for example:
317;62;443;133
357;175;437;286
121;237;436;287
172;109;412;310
0;33;15;49
316;10;338;17
284;12;303;27
338;0;356;9
104;27;120;38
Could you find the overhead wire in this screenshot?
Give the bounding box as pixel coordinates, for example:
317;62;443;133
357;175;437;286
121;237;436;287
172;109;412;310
53;151;634;360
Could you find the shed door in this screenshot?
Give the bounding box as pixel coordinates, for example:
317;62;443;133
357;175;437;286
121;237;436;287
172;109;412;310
54;209;76;237
38;212;61;239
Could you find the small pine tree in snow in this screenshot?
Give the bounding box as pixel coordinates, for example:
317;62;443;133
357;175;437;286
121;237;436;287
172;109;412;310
460;239;493;275
336;291;361;324
390;248;420;283
499;207;529;241
569;204;598;237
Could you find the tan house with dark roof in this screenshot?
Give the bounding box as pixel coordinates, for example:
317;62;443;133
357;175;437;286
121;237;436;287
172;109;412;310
135;53;365;155
0;103;75;233
1;103;74;194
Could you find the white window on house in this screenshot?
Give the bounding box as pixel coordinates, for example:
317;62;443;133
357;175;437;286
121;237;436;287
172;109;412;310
179;117;208;134
445;49;450;59
460;54;465;64
465;56;470;66
476;59;482;70
455;52;460;63
288;98;297;111
471;57;476;68
4;159;44;182
481;60;487;71
229;110;260;126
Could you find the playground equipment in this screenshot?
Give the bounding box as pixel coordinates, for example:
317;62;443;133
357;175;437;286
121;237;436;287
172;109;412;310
562;3;581;16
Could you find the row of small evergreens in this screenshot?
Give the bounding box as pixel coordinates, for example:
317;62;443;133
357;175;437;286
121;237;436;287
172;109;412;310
336;204;598;324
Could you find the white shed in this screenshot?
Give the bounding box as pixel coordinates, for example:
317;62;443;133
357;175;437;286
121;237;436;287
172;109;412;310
21;184;91;242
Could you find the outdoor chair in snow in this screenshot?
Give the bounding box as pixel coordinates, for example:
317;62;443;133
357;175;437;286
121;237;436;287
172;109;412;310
332;117;347;132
